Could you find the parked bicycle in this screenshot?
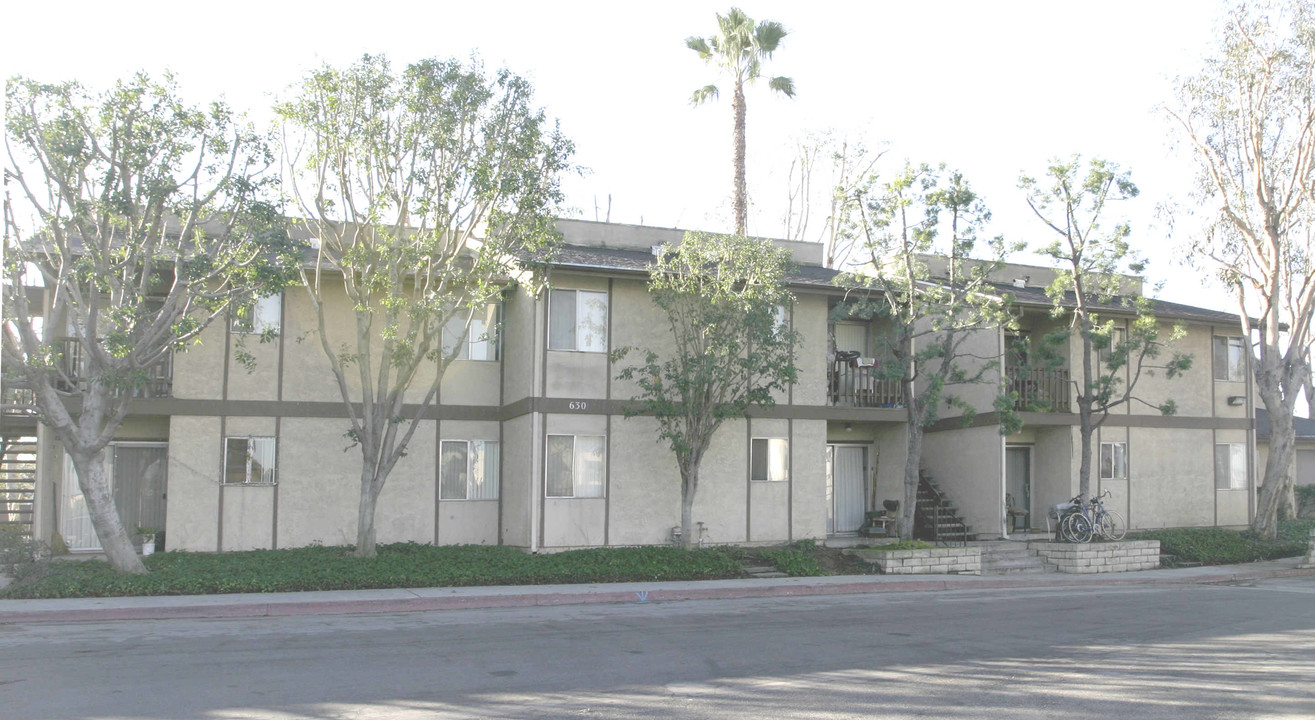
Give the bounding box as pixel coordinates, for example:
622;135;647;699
1058;489;1126;543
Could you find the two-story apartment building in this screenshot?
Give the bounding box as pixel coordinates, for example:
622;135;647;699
1;219;1263;554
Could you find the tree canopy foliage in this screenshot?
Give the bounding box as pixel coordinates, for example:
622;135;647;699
277;54;572;557
1169;0;1315;538
3;73;295;572
616;232;798;547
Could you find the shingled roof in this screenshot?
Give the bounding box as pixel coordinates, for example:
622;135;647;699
533;244;1244;325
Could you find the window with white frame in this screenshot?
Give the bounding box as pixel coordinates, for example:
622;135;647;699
442;303;500;361
224;437;277;484
751;437;789;482
1213;336;1246;382
1215;443;1247;489
440;440;500;500
548;289;608;352
231;293;282;334
1099;326;1126;364
1099;441;1127;480
545;434;605;498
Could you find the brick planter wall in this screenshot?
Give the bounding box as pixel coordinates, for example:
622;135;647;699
1027;539;1160;573
866;546;982;575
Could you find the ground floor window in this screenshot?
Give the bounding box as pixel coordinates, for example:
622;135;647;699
1215;442;1247;490
1099;441;1127;480
751;438;789;482
440;440;500;500
224;437;276;485
546;434;605;498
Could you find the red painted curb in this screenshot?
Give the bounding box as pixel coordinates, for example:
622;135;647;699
3;565;1311;625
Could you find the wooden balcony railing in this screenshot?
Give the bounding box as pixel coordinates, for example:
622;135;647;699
1007;366;1070;412
828;360;904;408
54;337;173;398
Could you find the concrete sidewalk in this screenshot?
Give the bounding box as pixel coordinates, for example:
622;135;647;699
3;558;1312;625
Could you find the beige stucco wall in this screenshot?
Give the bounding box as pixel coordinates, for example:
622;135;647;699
610;277;669;403
166;416;222;551
501;289;539;405
171;320;227;399
607;415;685;546
1128;427;1215;529
1132;322;1210;418
500;414;534;548
793;295;829;407
276;417;365;548
922;425;1005;538
221;485;274;551
791;419;828;539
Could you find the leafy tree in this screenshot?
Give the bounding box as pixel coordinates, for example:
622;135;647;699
1168;1;1315;538
782;131;886;268
2;73;293;573
836;163;1016;540
1020;157;1191;502
278;55;572;557
615;232;798;548
687;7;795;236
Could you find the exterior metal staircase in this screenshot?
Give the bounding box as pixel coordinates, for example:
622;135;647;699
914;470;977;545
0;435;38;541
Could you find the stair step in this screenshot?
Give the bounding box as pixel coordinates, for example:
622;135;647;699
749;571;790;578
741;566;776;574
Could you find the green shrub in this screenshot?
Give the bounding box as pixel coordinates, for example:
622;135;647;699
1137;519;1315;565
757;547;825;576
0;543;749;599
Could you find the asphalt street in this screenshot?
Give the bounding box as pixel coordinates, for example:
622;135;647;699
3;577;1314;719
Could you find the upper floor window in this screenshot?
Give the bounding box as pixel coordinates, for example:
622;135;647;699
1213;336;1246;382
1099;441;1127;480
224;436;276;485
548;289;608;352
443;303;500;361
232;293;282;335
751;437;789;482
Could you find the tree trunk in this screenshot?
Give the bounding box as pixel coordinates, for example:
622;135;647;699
1077;401;1095;502
732;80;748;236
1253;402;1296;539
354;465;382;558
70;449;146;574
679;452;701;550
900;390;923;541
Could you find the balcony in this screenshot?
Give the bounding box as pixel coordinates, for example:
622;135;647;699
1007;366;1070;412
828;354;904;408
54;337;173;398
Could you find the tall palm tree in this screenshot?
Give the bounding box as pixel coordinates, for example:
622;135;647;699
687;8;795;236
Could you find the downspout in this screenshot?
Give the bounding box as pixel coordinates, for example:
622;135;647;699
999;322;1009;540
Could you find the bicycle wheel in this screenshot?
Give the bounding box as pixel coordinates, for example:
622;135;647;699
1063;513;1093;543
1099;510;1126;541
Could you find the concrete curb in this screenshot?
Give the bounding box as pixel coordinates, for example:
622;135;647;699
3;563;1312;625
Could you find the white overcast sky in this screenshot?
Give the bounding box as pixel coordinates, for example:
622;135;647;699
3;0;1232;309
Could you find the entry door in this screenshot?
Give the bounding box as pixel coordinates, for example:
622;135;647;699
60;444;167;551
1005;446;1031;530
830;445;867;534
113;444;168;536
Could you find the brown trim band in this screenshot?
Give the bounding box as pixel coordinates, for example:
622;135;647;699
89;396;1257;432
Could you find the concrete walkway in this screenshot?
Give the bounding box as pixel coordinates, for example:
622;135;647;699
2;557;1312;625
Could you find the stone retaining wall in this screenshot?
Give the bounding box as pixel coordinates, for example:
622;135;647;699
865;546;982;575
1027;539;1160;573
